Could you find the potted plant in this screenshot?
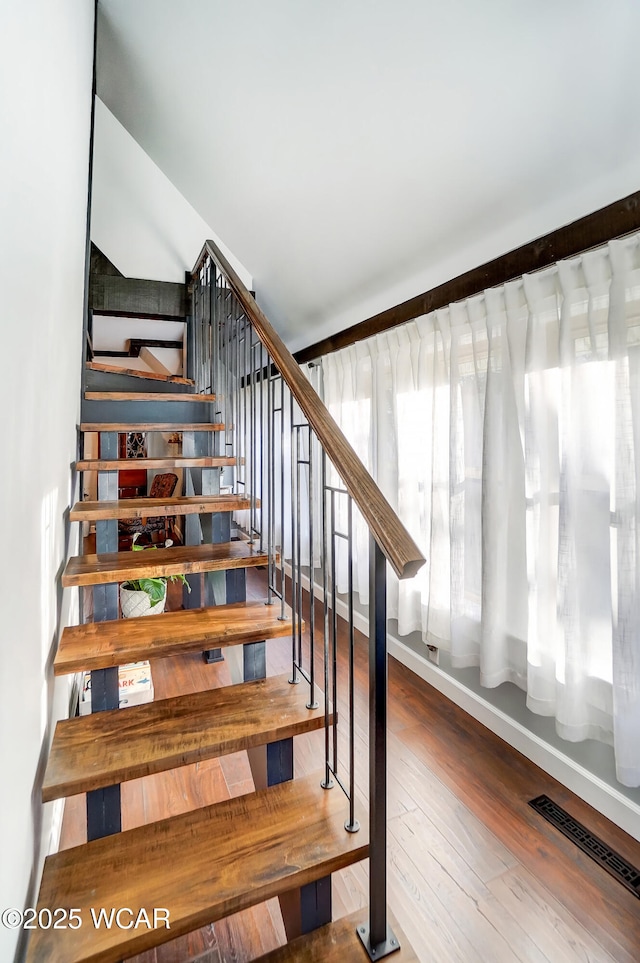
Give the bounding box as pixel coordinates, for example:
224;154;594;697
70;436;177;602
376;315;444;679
120;535;190;618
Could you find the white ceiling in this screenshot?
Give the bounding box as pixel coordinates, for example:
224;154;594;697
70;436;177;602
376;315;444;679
97;0;640;351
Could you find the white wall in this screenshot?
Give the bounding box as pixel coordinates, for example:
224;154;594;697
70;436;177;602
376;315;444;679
92;316;185;353
0;3;94;961
91;98;252;287
96;1;640;350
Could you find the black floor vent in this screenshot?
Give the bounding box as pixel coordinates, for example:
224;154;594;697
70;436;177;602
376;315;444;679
529;794;640;899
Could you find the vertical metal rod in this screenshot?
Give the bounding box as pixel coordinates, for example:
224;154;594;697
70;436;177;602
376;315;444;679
289;392;298;684
259;340;265;551
321;451;333;789
200;263;204;394
234;308;240;490
209;261;214;395
221;279;227;413
226;293;232;477
211;262;217;407
267;354;274;602
306;426;317;709
295;426;303;672
202;262;205;393
369;535;388;948
211;267;214;411
210;262;214;395
346;496;358;831
251;330;257;541
226;289;232;449
330;489;338;774
243;318;248;496
194;268;199;392
279;376;286;620
218;275;222;422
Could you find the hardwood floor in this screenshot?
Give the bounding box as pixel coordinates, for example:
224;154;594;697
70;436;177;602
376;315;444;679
58;571;640;962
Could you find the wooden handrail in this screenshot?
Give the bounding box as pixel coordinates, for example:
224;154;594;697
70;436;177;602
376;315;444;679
192;239;425;581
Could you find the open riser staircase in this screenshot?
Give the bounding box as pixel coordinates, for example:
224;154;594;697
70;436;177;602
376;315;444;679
25;242;424;962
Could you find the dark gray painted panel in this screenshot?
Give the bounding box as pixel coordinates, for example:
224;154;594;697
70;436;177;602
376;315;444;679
90;275;187;316
81;399;215;424
84;368;193;393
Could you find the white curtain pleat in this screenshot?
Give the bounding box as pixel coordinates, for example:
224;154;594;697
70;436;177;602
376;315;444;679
610;239;640;786
321;233;640;787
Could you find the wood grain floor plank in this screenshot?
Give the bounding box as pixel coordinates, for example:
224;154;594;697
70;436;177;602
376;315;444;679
390;807;543;963
387;731;518;883
488;866;620;963
385;836;486;963
394;722;640;963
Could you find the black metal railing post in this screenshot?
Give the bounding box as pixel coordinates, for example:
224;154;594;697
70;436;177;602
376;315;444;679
357;535;400;959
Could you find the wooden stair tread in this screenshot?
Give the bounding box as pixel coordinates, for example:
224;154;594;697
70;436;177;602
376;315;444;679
255;909;419;963
27;773;368;963
76;456;235;470
86;361;194;385
80;422;225;432
43;673;328;801
62;541;268;587
55;599;292;675
85;391;216;402
70;494;251;521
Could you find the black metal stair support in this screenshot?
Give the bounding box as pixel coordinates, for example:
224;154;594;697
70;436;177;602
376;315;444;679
87;430;121;840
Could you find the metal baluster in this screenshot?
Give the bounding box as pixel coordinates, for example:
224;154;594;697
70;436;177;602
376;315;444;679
250;331;257;542
204;261;209;393
259;340;265;551
235;317;242;489
208;260;213;394
267;358;274;603
211;263;219;417
242;316;248;498
295;426;303;673
321;451;333;789
289;392;298;684
345;496;359;832
306;426;318;709
234;306;240;495
330;489;338;777
279;375;286;621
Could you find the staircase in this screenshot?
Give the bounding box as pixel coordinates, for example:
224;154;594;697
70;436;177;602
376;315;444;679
25;241;425;962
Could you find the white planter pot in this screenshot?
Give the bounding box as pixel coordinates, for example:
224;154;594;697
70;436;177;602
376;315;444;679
120;583;167;618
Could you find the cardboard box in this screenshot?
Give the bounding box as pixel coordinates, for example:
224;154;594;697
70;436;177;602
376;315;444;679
79;661;154;715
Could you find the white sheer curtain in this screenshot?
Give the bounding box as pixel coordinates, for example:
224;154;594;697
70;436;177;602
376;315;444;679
322;234;640;788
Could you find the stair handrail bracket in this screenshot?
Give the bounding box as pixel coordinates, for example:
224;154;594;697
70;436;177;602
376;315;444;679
191;238;426;960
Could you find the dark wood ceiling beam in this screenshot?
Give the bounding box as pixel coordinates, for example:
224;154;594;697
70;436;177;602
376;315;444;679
294;190;640;364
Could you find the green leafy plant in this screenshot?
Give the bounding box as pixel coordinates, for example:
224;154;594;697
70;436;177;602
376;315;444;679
121;534;191;608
